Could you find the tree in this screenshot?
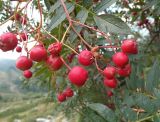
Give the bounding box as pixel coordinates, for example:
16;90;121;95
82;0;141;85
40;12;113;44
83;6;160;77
0;0;160;121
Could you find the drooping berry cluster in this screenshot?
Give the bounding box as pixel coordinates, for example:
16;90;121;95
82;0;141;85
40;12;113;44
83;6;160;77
0;30;138;101
103;39;138;89
57;87;74;102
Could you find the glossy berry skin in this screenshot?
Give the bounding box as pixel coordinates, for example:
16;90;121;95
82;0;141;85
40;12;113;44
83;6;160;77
19;32;27;42
121;39;138;54
57;93;66;102
30;45;47;62
112;52;129;68
16;56;33;71
107;91;113;97
103;78;117;88
117;64;131;77
16;46;22;52
0;32;18;51
48;42;62;56
68;66;88;87
78;50;93;66
103;66;116;79
64;88;74;97
23;70;32;79
46;55;63;71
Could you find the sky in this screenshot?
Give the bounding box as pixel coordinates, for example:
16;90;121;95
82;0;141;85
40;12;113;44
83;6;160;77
0;1;39;60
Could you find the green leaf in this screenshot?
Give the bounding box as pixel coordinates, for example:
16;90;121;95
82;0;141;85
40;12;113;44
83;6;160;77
94;14;131;34
145;60;160;92
94;0;118;13
69;9;88;42
0;0;2;11
48;0;66;15
47;3;75;31
120;106;137;121
88;103;117;122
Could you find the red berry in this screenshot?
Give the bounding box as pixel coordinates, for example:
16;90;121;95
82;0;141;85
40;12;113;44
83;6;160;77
78;50;93;66
19;32;28;42
103;78;117;88
121;39;138;54
57;93;66;102
107;91;113;97
64;88;74;97
16;46;22;52
0;32;18;51
103;66;116;79
68;66;88;87
112;52;129;68
48;42;62;56
30;45;47;62
46;55;63;71
16;56;33;71
23;70;32;79
117;64;131;77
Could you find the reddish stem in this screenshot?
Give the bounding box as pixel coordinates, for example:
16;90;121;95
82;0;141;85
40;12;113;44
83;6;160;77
60;57;72;71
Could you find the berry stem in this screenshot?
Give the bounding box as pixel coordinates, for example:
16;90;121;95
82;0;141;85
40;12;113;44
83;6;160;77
61;24;71;43
60;0;92;49
60;57;72;71
62;43;79;55
94;58;103;73
60;0;72;25
99;45;120;49
42;28;59;42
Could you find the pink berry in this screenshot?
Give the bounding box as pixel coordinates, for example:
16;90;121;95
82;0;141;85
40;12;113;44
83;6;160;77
16;56;33;71
68;66;88;87
78;50;94;66
112;52;129;68
117;64;131;77
23;70;32;79
57;93;66;102
103;66;116;79
16;46;22;52
121;39;138;54
48;42;62;56
46;55;63;71
104;78;117;88
0;32;18;51
30;45;47;62
64;88;74;97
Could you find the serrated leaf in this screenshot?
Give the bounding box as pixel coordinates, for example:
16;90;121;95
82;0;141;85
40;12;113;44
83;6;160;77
88;103;117;122
48;0;66;15
94;14;131;34
47;3;75;31
94;0;118;13
120;106;137;121
145;60;160;92
69;9;88;42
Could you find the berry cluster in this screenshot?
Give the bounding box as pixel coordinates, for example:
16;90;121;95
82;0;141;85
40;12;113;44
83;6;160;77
0;30;138;101
57;87;74;102
103;39;137;89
